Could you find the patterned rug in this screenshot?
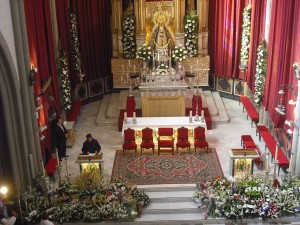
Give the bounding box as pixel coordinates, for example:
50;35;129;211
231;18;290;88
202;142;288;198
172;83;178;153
111;149;223;185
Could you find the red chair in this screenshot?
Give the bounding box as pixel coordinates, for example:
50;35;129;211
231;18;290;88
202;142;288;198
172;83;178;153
122;128;137;154
176;127;191;154
157;128;174;155
194;126;208;153
140;127;155;155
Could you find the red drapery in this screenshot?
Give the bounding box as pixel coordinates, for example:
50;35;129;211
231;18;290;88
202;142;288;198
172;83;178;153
69;0;112;83
55;0;78;88
263;0;300;128
208;0;248;79
24;0;62;154
245;0;266;89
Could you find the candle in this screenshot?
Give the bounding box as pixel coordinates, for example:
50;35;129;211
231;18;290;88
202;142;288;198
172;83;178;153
201;110;204;118
275;143;279;161
124;112;127;120
265;153;269;171
289;153;293;171
133;112;136;119
189;110;192;118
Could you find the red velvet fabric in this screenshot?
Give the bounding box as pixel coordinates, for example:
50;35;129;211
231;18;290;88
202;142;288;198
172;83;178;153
24;0;62;154
245;0;267;87
158;128;173;137
124;128;136;142
208;0;248;78
69;0;112;82
142;128;153;141
240;96;259;121
263;0;300;127
194;126;206;140
126;96;136;117
177;127;189;140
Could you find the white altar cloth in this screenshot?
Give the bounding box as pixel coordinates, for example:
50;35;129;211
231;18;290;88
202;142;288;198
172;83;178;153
122;117;206;134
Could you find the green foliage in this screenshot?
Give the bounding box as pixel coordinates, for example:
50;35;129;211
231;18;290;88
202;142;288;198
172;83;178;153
240;4;252;65
184;11;199;57
122;16;137;59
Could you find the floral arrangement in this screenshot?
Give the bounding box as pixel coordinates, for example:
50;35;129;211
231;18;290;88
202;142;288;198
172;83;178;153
136;44;152;61
254;39;268;106
156;63;169;75
184;11;199;57
293;62;300;79
22;172;150;224
172;44;188;62
193;175;300;221
240;4;252;66
122;16;136;59
58;52;72;111
70;13;82;72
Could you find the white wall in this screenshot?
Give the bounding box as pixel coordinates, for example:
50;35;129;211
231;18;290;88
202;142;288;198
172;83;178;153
0;0;18;77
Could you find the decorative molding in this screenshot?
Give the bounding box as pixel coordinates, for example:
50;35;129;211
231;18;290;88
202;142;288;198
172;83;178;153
41;75;52;93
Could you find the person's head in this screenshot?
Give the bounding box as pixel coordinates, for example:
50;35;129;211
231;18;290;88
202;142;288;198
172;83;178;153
41;211;49;220
86;134;93;142
56;118;62;125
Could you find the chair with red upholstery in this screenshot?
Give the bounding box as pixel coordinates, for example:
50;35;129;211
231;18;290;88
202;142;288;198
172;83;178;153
157;128;174;155
122;128;137;154
140;127;155;155
176;127;191;154
194;126;208;153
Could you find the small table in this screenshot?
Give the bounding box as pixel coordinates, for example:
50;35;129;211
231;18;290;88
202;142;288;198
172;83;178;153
65;121;75;148
75;153;104;173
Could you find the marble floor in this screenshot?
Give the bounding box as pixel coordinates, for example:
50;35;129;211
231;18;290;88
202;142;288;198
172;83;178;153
58;95;278;185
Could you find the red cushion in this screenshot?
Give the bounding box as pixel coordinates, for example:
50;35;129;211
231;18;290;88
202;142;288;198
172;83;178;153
141;140;155;149
241;135;253;142
158;128;173;136
124;128;135;142
240;96;259;121
257;125;269;132
194;140;208;148
123;142;137;150
159;140;174;147
177;127;189;140
176;140;191;148
142;128;153;140
194;126;206;140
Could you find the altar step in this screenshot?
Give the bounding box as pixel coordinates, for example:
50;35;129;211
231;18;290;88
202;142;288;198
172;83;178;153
95;90;229;126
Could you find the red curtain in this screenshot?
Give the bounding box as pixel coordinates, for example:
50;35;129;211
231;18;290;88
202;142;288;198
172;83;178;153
263;0;300;127
208;0;248;79
24;0;62;154
55;0;78;88
245;0;266;89
69;0;112;83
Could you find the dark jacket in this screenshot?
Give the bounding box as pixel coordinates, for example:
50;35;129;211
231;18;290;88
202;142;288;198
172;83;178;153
82;139;101;154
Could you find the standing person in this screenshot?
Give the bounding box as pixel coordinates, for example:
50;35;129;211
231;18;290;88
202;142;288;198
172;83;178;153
55;118;68;161
81;134;101;155
39;212;54;225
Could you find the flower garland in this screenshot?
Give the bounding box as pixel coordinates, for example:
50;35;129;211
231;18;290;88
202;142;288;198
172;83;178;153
240;4;252;66
70;13;82;72
122;16;136;59
137;44;152;61
172;44;188;62
58;52;72;111
254;39;268;106
193;175;300;221
22;172;150;224
184;11;199;57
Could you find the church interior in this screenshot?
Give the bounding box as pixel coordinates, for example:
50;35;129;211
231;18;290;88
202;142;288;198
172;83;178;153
0;0;300;224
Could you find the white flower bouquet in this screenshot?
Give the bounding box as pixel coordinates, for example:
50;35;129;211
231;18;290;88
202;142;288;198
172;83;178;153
58;52;72;111
184;11;199;57
156;63;169;75
240;4;252;66
136;44;152;61
70;13;82;72
172;44;188;62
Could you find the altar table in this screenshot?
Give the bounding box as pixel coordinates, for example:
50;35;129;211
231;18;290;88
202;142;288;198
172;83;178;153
122;117;206;134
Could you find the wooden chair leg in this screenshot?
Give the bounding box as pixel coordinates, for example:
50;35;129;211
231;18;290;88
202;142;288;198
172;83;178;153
152;147;154;155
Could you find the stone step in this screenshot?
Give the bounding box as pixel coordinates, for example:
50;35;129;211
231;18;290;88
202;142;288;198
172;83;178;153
107;93;120;119
203;90;218;116
138;185;195;192
135;212;204;222
211;92;230;124
142;206;201;215
95;94;117;125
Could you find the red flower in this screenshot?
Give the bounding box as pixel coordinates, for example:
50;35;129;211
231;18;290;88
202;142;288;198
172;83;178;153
273;179;279;188
106;192;111;197
201;183;206;190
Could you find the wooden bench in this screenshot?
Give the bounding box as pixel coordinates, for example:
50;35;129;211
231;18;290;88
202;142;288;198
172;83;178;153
45;158;58;180
240;96;259;127
66;100;83;122
256;125;289;173
241;135;263;170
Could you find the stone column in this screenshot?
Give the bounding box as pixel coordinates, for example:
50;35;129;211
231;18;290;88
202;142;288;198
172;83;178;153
174;0;180;33
49;0;59;57
134;0;140;33
139;0;146;33
112;0;121;57
264;0;272;42
292;78;300;176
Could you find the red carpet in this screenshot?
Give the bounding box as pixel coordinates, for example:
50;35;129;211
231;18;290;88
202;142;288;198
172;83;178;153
111;149;223;185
